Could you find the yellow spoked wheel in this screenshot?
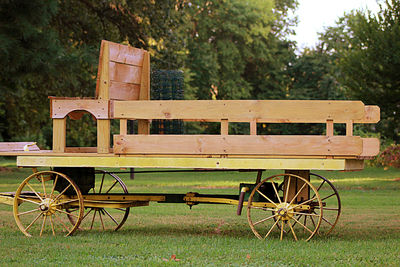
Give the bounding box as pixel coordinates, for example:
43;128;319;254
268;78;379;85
247;173;323;241
13;171;84;237
67;170;130;231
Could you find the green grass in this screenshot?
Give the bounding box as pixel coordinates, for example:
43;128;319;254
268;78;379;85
1;163;400;266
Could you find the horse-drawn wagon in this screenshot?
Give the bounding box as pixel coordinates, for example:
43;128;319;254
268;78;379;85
0;41;380;240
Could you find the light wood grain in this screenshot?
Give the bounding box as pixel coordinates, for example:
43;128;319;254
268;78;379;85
113;100;366;123
53;118;66;152
221;119;229;135
97;41;110;100
97;120;110;153
109;81;140;100
109;62;142;84
109;41;144;66
50;99;108;119
113;135;363;156
0;142;39;152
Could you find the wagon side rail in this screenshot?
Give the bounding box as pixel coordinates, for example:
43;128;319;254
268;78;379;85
111;100;380;159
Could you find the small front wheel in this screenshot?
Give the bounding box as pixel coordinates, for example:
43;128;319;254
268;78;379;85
13;171;84;237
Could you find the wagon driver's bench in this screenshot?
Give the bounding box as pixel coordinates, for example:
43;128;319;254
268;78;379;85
0;41;380;241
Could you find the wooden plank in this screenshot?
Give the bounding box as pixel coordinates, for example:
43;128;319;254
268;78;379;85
138;52;150;134
113;100;366;123
284;170;310;203
354;105;380;123
108;41;144;66
120;119;127;135
96;41;110;100
109;62;141;85
50;99;109;119
113;135;363;156
52;118;66;153
16;156;352;170
221;119;229;135
109;81;140;100
359;138;380;157
0;142;39;152
97;120;110;154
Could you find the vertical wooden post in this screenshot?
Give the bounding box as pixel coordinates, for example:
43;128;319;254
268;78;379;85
346;121;353;136
120;119;127;135
284;170;310;203
250;119;257;135
98;41;110;100
221;119;229;135
97;119;110;154
138;52;151;135
52;118;66;152
326;119;334;136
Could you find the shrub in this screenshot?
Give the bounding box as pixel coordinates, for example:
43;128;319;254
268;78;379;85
377;144;400;169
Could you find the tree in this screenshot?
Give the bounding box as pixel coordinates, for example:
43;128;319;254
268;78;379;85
319;0;400;141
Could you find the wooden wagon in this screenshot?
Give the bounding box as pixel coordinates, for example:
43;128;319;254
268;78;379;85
0;41;380;241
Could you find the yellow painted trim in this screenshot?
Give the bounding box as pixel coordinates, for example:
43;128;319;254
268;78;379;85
17;156;353;170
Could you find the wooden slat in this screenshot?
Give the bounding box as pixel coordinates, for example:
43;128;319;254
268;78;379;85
138;52;150;135
50;99;109;119
113;135;363;156
113;100;366;123
97;41;110;100
0;142;39;152
346;121;353;136
250;120;257;135
359;138;380;157
354;105;380;123
109;42;144;66
109;62;141;84
53;118;66;153
120;119;127;135
109;81;140;100
326;119;334;136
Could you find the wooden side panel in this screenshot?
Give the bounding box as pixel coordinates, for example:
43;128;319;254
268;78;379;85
51;99;109;119
284;170;310;203
53;118;66;153
113;135;363;156
109;42;144;66
113;100;366;123
360;138;380;157
0;142;39;152
109;81;140;100
355;105;380;123
109;62;142;84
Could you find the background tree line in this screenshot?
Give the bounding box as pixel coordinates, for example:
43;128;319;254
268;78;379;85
0;0;399;148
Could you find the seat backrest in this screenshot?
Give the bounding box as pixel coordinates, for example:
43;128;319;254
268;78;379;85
95;40;150;101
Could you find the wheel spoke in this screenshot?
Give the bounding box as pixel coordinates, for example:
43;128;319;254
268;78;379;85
50;216;56;236
293;211;321;217
288;221;298;241
311;180;326;199
316;211;334;227
18;208;40;216
90;210;97;230
280;221;284;240
98;173;106;193
55;208;79;218
99;211;105;230
271;182;282;204
53;184;72;202
54;213;71;233
105;180;118;194
40;174;47;198
256;189;278;207
292;216;314;234
321;193;337;201
82;208;94;221
288;196;318;211
284;176;291;203
309;213;317;228
39;215;47;236
103;209;119;225
288;182;308;206
264;218;280;240
25;212;43;231
253;213;279;226
250;206;276;212
25;182;43;202
50;174;59;199
17;196;40;205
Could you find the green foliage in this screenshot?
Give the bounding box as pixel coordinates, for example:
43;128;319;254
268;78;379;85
319;0;400;142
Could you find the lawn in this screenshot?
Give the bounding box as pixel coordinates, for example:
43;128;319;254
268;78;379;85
0;160;400;266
